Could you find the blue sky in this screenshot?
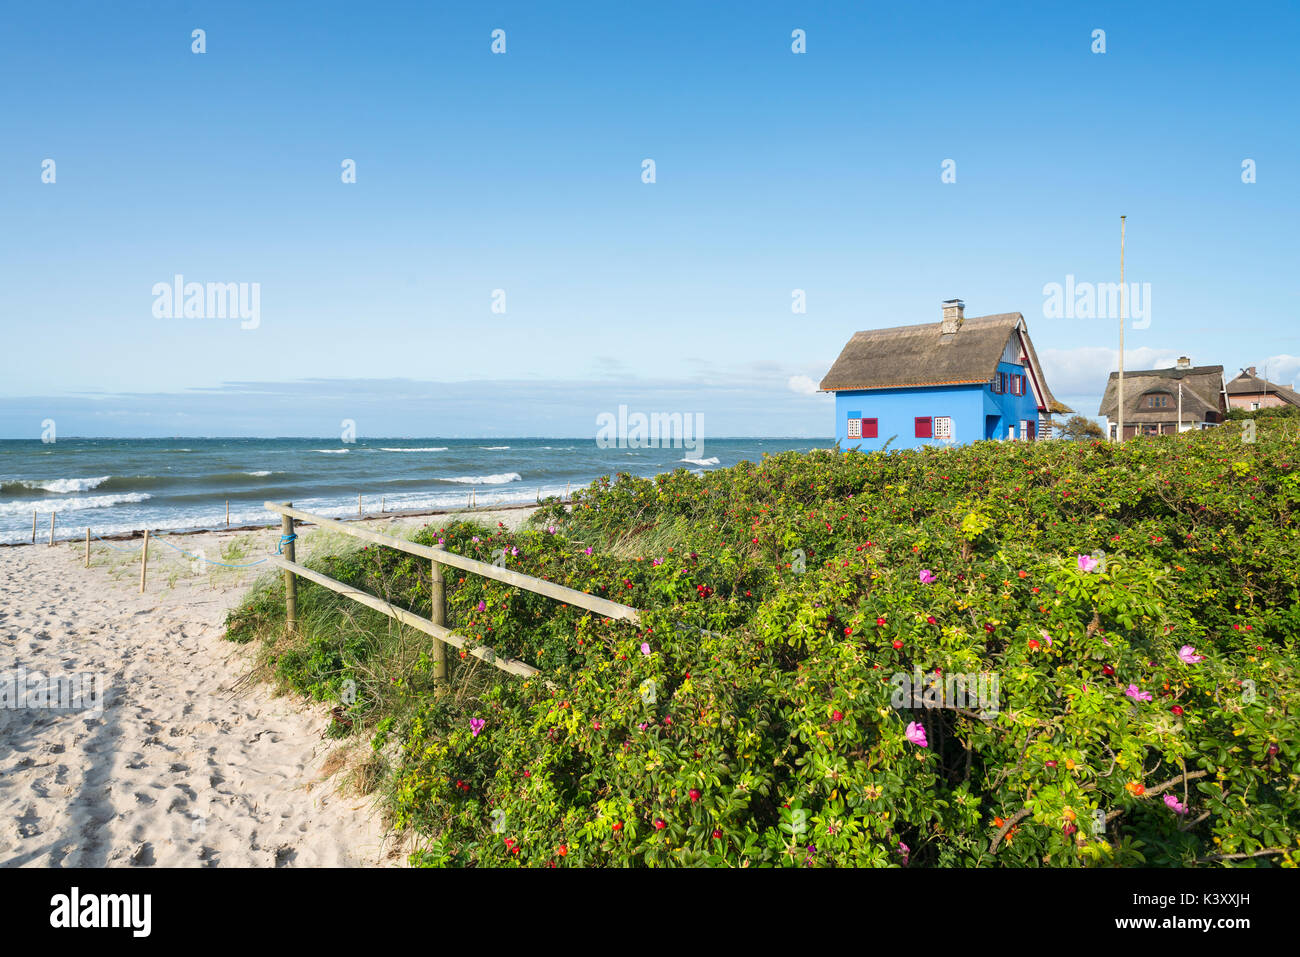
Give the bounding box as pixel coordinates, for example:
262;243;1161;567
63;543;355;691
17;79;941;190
1;0;1297;437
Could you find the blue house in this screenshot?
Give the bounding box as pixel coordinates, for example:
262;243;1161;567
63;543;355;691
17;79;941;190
819;300;1070;450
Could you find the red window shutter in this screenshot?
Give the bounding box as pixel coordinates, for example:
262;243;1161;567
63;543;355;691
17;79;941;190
862;418;878;438
915;417;932;438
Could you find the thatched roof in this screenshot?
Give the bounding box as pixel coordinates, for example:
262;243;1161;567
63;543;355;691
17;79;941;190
1225;370;1300;407
819;312;1069;413
1097;366;1226;422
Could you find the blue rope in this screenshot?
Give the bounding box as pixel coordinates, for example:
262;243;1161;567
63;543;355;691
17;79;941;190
88;530;266;567
276;532;297;555
150;532;268;567
90;532;142;553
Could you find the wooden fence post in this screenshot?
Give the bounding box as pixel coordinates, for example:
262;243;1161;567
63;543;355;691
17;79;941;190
430;547;447;687
32;511;37;543
226;500;230;527
49;512;56;546
139;530;149;593
85;527;90;567
281;502;297;634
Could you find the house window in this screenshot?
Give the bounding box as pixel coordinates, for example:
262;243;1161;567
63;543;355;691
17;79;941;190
1145;394;1169;409
934;416;952;440
991;373;1005;394
1011;374;1024;396
1019;419;1029;439
915;417;933;439
862;418;878;438
847;418;861;439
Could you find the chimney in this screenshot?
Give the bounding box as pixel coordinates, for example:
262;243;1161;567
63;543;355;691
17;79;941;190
1246;366;1257;377
940;299;965;336
1175;356;1191;370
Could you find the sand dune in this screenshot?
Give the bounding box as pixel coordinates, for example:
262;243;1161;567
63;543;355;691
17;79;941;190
0;508;534;867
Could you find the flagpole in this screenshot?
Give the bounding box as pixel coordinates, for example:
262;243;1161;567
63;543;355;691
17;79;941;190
1117;216;1126;443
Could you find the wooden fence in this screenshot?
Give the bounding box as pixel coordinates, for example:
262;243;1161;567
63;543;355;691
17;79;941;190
263;501;640;683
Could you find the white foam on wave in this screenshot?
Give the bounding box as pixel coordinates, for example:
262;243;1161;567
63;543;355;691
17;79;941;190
0;492;151;517
244;470;273;477
379;447;449;452
479;446;510;450
10;476;111;494
443;472;522;485
681;456;720;466
312;449;349;454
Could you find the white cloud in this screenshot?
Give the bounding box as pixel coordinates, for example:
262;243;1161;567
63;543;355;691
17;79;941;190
1259;354;1300;387
787;375;820;395
1038;346;1184;395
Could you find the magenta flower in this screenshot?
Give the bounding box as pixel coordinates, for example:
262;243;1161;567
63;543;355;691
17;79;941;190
652;557;663;566
547;526;556;534
1040;629;1053;648
918;569;936;585
470;718;485;737
1077;554;1099;573
897;841;910;866
905;722;928;748
1163;794;1188;815
640;642;651;656
583;547;593;556
1125;684;1153;702
1178;645;1206;664
476;600;486;612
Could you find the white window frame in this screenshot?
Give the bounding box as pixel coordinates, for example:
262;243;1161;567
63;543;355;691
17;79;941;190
934;415;953;440
847;417;861;439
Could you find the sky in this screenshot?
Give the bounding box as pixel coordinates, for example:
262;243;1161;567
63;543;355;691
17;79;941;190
1;0;1297;438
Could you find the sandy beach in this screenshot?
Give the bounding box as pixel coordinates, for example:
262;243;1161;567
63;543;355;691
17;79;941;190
0;506;536;867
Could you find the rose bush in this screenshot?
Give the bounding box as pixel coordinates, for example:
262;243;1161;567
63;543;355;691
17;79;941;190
227;423;1299;867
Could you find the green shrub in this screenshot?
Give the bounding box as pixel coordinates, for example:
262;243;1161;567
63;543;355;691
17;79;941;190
227;424;1300;867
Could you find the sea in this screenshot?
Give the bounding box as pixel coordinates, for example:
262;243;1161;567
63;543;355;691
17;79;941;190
0;438;826;545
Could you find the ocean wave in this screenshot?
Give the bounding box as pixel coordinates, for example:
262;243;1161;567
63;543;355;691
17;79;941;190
441;472;523;485
244;470;273;477
0;492;151;517
479;446;510;450
1;476;110;495
681;457;720;466
312;449;349;454
379;447;449;452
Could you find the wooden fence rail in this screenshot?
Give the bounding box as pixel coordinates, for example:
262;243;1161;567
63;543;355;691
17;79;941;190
262;501;640;684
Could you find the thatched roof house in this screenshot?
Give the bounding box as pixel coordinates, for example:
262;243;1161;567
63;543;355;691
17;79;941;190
1225;367;1300;410
1097;357;1227;439
820;303;1071;448
820;312;1065;411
